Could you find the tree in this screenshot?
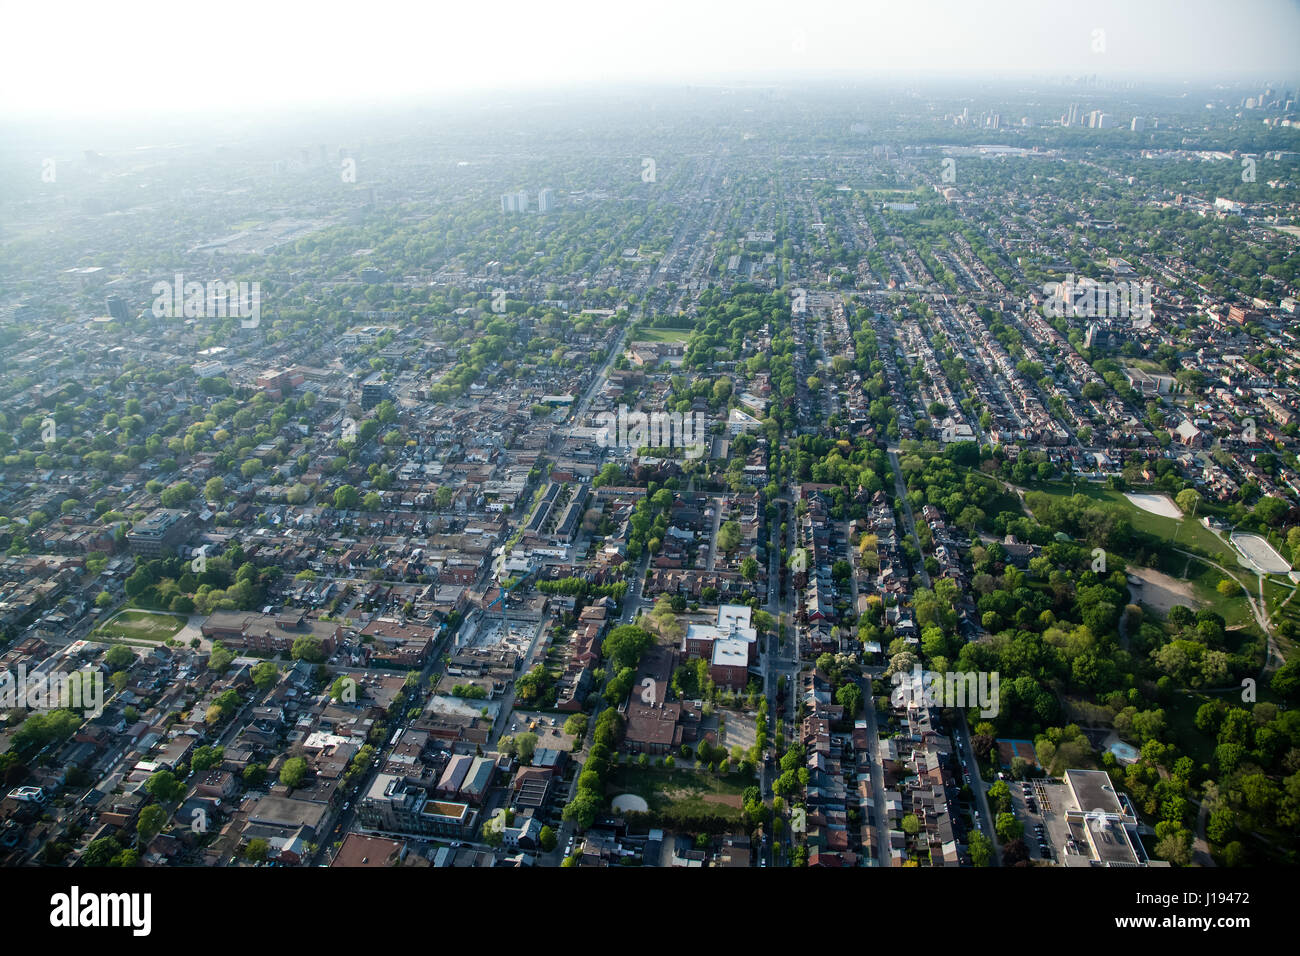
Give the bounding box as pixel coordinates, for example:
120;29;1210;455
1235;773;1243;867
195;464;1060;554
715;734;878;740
1254;496;1288;527
82;836;123;867
279;756;309;789
563;713;588;738
1155;830;1193;866
969;829;993;867
602;624;653;671
204;477;226;501
160;481;196;508
1216;578;1241;597
562;791;601;830
104;644;135;671
245;838;270;862
191;745;224;773
331;675;360;702
995;812;1023;843
144;770;183;804
1001;837;1029;867
291;636;325;663
901;813;920;835
503;731;538;764
987;780;1012;814
333;485;360;510
539;825;557;852
251;661;278;690
136;804;167;845
1220;841;1247;867
717;520;743;552
208;642;234;673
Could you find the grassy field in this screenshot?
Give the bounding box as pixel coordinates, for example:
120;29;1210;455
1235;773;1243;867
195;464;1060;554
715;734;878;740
631;327;692;343
1165;675;1282;767
92;609;187;642
1172;555;1256;627
608;766;754;822
1264;578;1299;660
1021;479;1276;638
1025;480;1230;559
983;484;1025;522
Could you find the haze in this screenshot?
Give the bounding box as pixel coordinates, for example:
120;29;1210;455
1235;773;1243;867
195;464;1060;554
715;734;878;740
3;0;1299;117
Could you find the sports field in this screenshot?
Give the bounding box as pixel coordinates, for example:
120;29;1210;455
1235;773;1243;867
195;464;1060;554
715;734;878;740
632;327;692;343
1124;492;1182;519
1230;532;1291;575
92;609;187;642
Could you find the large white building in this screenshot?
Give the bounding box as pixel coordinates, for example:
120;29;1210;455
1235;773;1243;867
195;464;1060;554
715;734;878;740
1059;769;1167;867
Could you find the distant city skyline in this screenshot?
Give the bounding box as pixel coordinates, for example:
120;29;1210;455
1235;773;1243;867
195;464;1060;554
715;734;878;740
2;0;1298;116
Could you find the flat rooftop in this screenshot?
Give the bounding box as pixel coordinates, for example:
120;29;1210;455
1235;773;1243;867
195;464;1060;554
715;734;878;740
1065;768;1124;817
1086;817;1141;866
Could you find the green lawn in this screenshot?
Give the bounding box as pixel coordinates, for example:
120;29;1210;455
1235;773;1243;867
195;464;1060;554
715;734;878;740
1021;479;1273;633
1264;579;1299;660
1163;691;1220;766
983;485;1025;522
92;609;187;642
1025;480;1231;559
631;327;692;343
1177;556;1255;628
1165;672;1284;768
608;765;754;822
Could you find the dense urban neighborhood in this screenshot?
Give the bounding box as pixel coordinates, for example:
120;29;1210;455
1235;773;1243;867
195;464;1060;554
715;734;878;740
2;73;1300;878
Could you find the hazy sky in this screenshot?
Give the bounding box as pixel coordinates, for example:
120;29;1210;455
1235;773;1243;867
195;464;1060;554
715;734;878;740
3;0;1297;116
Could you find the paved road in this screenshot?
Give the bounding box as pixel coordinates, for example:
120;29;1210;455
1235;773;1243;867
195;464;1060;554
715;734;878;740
857;674;893;864
956;709;999;865
888;444;996;862
706;496;724;571
886;446;930;589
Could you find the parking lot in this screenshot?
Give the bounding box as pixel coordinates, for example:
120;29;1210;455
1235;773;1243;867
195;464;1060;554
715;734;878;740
1010;779;1071;864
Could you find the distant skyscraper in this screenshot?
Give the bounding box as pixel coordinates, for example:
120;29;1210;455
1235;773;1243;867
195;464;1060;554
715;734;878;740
105;295;129;323
516;189;528;212
501;193;516;213
1130;116;1146;132
537;188;553;213
501;190;529;213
